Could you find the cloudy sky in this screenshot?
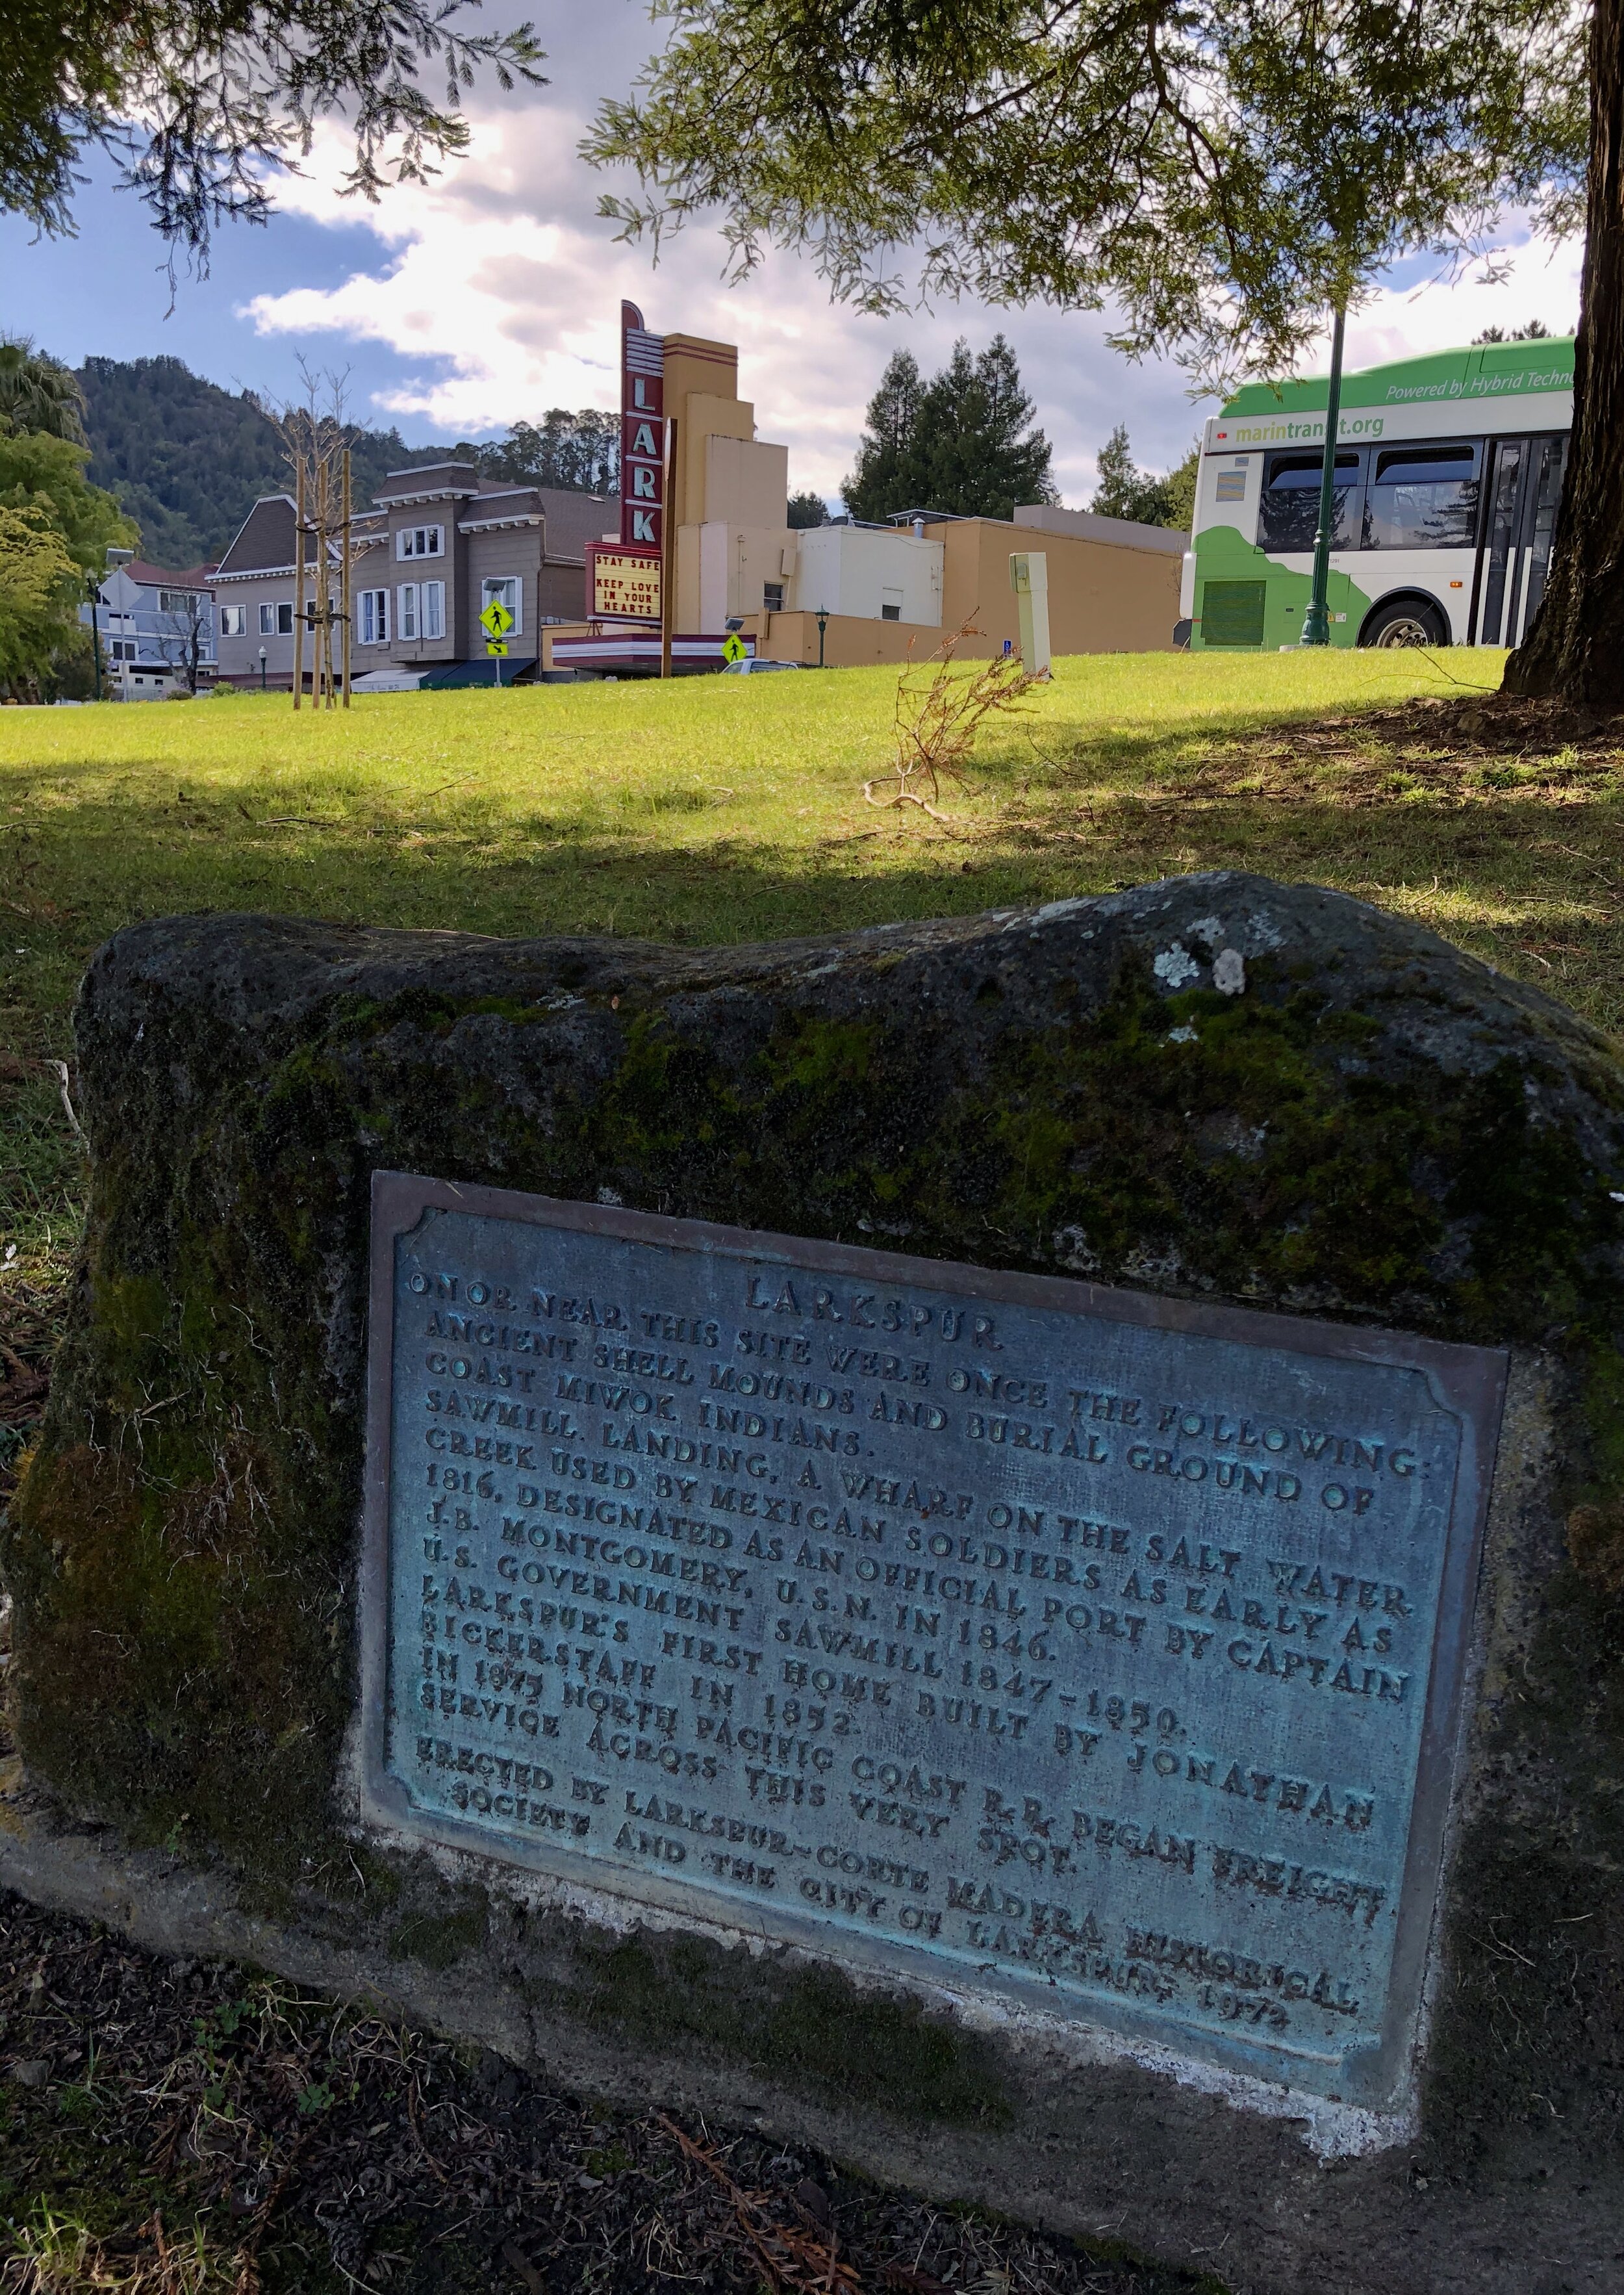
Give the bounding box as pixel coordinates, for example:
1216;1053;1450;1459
0;2;1584;506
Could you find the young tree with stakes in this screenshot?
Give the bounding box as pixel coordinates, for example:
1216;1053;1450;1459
585;0;1613;693
266;372;353;710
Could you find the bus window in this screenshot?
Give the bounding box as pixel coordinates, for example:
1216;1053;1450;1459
1363;444;1480;550
1258;452;1361;553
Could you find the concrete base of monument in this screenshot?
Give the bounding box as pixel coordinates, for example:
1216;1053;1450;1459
349;1784;1417;2170
0;1730;1614;2295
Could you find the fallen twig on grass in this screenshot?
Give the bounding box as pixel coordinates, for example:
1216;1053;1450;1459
864;624;1037;821
47;1062;84;1146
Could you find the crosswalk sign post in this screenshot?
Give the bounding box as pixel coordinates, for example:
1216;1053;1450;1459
480;597;514;686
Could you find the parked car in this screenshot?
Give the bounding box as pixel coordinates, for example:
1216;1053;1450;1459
722;656;803;674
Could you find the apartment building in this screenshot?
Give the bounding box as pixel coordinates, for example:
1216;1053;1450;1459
211;466;616;689
80;553;218;695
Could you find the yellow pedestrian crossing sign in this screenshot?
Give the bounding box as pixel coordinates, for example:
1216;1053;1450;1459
721;631;748;664
480;598;514;639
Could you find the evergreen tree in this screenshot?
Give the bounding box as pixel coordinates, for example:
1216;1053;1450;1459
477;411;620;493
1160;445;1199;533
1091;426;1198;529
1;0;540;264
1091;424;1167;522
843;339;1054;522
842;352;926;522
787;490;829;527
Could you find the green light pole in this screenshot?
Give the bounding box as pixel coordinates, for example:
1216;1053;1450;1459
1300;302;1347;647
816;608;828;669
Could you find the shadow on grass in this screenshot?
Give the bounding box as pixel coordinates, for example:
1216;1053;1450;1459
3;775;1622;1032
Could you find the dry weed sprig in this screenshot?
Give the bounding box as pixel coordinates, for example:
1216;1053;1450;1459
655;2114;863;2295
863;622;1039;822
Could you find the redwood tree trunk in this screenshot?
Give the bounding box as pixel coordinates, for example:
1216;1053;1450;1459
1505;0;1624;700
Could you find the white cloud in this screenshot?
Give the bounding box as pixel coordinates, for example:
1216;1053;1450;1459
1339;229;1582;368
240;10;1584;506
245;105;1193;505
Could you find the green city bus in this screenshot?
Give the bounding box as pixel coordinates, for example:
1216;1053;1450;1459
1182;335;1574;648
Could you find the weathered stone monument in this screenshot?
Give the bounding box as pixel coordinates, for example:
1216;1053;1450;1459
5;873;1623;2293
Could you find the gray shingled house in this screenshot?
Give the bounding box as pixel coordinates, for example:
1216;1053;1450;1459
211;462;616;690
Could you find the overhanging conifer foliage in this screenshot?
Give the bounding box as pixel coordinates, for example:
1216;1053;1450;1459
2;0;542;262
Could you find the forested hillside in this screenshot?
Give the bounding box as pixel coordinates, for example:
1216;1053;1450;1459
77;357;624;568
77;358;450;567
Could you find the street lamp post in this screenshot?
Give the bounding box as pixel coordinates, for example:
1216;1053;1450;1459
259;647;268;693
86;574;103;700
815;608;828;669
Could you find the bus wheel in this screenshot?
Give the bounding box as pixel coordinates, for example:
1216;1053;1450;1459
1362;598;1447;648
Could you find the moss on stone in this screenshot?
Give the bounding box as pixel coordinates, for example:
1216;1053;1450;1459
1419;1559;1624;2165
546;1929;1013;2127
9;883;1624;2173
387;1898;490;1970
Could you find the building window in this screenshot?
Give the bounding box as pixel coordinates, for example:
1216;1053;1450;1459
422;580;445;640
397;524;444;560
219;604;245;637
259;601;294;637
881;588;904;622
109;640;137;661
359;590;390;645
763;582;785;612
159;589;201;613
398;584;418;641
481;576;521;635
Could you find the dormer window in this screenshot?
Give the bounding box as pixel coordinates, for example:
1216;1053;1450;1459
397;524;445;560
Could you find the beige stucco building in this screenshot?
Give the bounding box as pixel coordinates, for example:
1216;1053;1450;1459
550;329;1186;669
654;334;799;632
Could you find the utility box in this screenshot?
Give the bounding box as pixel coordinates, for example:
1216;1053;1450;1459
1009;550;1052;676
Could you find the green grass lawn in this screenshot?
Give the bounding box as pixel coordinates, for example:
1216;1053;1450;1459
3;644;1619;1317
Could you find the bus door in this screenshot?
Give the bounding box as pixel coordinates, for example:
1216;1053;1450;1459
1475;434;1568;646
